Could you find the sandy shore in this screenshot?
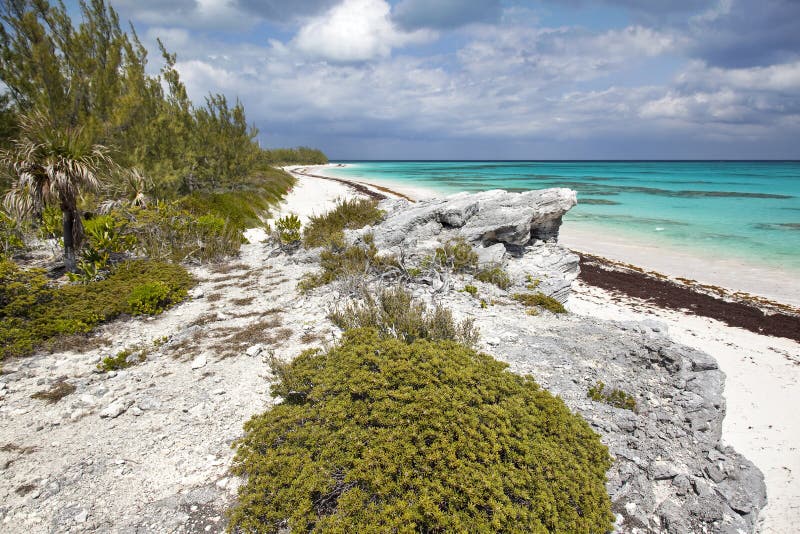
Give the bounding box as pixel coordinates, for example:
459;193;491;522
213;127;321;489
285;167;800;533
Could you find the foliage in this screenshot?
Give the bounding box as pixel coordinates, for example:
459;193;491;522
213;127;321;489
476;265;512;289
230;328;614;533
275;214;302;245
512;292;567;314
303;198;383;249
0;208;24;256
329;287;479;347
69;214;136;282
587;381;637;412
299;234;400;292
0;112;115;269
0;258;194;361
38;204;62;239
433;238;478;273
127;281;181;315
0;0;320;199
118;201;242;263
261;147;328;166
98;347;145;372
463;284;478;297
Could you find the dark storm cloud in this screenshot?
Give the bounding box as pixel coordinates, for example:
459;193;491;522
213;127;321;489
392;0;502;30
686;0;800;68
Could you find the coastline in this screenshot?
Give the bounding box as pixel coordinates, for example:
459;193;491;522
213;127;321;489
286;166;800;533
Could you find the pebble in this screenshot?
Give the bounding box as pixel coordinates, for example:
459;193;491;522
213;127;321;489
100;399;131;419
191;354;208;370
245;345;262;357
130;406;143;417
74;510;88;523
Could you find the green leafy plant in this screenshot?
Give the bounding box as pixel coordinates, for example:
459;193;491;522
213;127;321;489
433;238;478;273
329;286;478;347
275;213;302;245
299;234;400;291
0;209;26;257
69;214;137;282
127;281;180;315
303;198;383;249
463;284;478;297
512;292;567;314
587;381;637;411
230;328;613;533
476;265;511;289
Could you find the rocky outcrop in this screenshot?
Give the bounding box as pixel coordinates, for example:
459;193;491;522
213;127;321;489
366;189;580;301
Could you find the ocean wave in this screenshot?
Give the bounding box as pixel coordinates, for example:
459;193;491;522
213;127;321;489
753;222;800;231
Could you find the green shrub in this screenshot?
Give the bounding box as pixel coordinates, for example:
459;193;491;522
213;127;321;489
127;281;177;315
38;205;62;240
463;284;478;297
0;210;26;257
230;328;613;533
275;213;302;245
299;234;400;291
329;286;478;347
120;201;242;263
0;259;194;361
303;198;383;249
587;381;637;412
98;348;135;371
512;292;567;314
476;265;511;289
70;214;137;282
433;238;478;273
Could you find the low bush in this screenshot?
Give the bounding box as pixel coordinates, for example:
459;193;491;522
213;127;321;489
0;210;25;257
587;381;637;412
433;238;478;273
512;292;567;314
230;328;613;533
275;214;302;245
299;234;400;291
329;286;478;347
119;201;242;263
476;265;511;289
0;258;194;361
303;198;383;249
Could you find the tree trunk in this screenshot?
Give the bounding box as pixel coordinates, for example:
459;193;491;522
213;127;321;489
62;209;77;272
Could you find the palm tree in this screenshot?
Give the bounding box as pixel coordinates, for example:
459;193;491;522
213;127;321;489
1;113;114;271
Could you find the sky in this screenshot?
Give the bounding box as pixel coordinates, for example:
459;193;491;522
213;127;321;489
80;1;800;159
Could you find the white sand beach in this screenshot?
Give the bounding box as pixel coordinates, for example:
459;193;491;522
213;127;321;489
284;168;800;534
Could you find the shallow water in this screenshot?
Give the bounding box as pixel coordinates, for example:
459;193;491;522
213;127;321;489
325;161;800;273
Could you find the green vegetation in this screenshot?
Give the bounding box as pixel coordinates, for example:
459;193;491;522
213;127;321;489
476;264;512;289
0;258;194;361
329;287;478;347
299;234;400;291
512;292;567;315
275;214;302;245
262;147;328;166
303;198;383;249
98;348;138;372
0;209;25;256
587;381;637;412
433;238;478;272
463;284;478;297
230;328;614;533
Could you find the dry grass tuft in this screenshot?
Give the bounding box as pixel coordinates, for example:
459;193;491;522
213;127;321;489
31;379;76;404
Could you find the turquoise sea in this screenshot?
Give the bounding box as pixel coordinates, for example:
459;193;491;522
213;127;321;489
324;161;800;273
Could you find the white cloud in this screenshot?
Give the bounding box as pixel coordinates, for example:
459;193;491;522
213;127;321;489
292;0;434;62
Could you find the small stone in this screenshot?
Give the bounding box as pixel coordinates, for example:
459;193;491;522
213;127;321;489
216;478;228;489
70;409;90;422
29;490;41;499
100;399;132;419
74;510;88;523
648;461;679;480
705;464;726;483
191;354;208;370
130;407;143;417
245;345;262;357
485;337;500;346
137;397;161;411
212;389;225;396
